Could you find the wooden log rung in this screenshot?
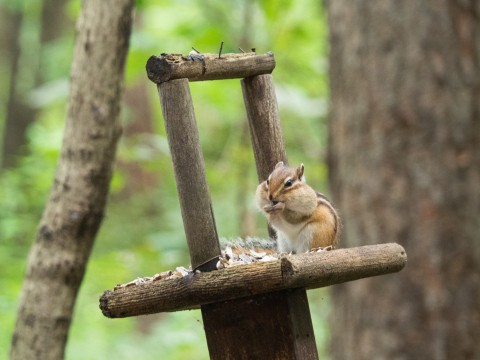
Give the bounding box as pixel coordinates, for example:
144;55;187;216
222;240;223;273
146;52;276;84
100;243;407;318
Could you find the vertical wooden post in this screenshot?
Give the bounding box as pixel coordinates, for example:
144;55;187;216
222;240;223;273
241;74;287;181
201;74;319;359
158;79;220;270
242;74;287;238
203;289;319;360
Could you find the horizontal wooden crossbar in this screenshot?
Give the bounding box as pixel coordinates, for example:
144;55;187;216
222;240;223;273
100;243;407;318
146;52;276;84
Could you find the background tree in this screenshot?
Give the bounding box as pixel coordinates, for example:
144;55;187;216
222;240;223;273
326;1;480;359
10;0;134;358
1;0;72;168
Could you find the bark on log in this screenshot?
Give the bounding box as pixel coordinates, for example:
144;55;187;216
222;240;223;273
100;243;406;318
146;52;275;84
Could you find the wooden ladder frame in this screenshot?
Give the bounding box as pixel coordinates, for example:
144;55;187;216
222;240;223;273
100;52;407;359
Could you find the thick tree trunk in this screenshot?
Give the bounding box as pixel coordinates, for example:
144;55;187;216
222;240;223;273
10;0;134;359
326;1;480;359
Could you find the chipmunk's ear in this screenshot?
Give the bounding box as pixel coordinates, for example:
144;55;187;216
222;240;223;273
296;163;305;180
274;161;285;169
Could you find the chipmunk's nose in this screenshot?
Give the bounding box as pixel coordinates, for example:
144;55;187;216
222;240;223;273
269;194;273;201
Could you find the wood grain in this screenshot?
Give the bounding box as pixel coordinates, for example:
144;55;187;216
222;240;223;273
100;243;407;318
158;79;220;270
242;74;287;238
242;74;287;182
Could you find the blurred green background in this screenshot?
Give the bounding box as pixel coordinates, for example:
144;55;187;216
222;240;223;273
0;0;332;358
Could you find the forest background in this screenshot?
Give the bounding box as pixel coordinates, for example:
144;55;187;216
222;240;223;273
0;0;332;358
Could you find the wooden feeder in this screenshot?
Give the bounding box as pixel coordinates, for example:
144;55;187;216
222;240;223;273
99;51;407;359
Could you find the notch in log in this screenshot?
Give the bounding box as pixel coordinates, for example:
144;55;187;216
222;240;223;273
146;52;276;84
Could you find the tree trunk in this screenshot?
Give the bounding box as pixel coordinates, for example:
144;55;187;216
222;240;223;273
326;1;480;359
40;0;72;44
1;0;72;168
10;0;134;359
1;7;33;168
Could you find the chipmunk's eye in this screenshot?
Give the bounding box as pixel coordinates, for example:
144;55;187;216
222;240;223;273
284;179;293;187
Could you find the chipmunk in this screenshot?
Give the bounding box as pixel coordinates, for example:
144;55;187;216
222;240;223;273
256;162;338;253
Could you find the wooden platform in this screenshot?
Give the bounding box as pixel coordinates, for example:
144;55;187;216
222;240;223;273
100;243;406;318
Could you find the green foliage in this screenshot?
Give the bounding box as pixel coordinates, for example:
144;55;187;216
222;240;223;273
0;0;331;358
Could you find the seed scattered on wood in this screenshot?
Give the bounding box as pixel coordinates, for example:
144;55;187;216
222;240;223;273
259;255;278;262
225;246;234;260
249;250;267;258
111;238;334;290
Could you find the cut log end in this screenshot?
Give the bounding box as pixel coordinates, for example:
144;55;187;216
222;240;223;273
146;55;171;84
99;290;113;318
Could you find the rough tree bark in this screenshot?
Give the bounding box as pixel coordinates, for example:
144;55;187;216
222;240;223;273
10;0;134;359
326;1;480;359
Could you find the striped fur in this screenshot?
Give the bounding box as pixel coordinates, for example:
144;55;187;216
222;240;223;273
256;162;339;253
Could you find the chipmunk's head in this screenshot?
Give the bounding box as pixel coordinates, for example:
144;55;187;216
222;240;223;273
263;162;306;212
